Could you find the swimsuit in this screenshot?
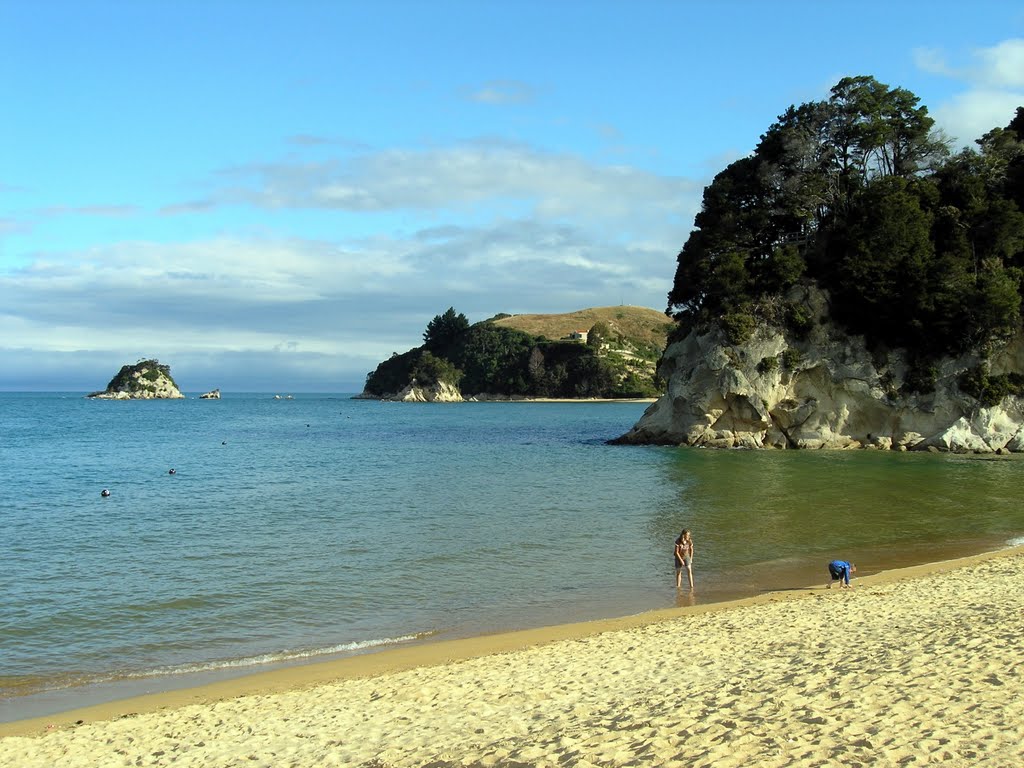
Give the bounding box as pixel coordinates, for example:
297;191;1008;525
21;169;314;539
675;540;693;568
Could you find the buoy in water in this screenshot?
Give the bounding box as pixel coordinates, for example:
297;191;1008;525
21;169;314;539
101;489;111;497
169;468;176;475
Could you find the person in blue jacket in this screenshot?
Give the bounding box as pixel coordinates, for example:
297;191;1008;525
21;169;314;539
826;560;856;589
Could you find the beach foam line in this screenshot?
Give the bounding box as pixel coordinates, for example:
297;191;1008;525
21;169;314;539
1;633;433;703
121;632;428;681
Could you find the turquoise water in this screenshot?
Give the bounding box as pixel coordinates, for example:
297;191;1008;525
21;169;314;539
2;392;1023;721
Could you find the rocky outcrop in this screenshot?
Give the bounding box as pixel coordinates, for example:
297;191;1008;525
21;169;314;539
379;380;465;402
199;389;221;399
87;359;185;400
615;286;1024;453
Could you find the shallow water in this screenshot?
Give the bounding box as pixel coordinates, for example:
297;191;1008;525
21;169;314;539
1;392;1022;720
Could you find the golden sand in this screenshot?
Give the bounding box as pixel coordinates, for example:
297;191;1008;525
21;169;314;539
2;548;1023;767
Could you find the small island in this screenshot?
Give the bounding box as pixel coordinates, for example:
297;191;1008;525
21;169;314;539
87;359;185;400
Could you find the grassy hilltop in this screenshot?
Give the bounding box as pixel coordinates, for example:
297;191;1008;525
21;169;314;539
492;306;673;354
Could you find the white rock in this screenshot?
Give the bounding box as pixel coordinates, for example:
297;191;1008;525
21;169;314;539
392;380;464;403
616;286;1024;452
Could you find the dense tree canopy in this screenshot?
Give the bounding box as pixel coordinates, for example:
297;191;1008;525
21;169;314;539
668;75;1024;363
423;307;470;359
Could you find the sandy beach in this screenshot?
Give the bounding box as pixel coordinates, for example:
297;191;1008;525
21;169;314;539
2;548;1023;767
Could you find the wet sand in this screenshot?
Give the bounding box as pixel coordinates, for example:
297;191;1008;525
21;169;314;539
2;546;1023;766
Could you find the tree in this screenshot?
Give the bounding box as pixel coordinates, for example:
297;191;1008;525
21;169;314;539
669;77;947;324
665;75;1020;362
411;351;462;387
827;176;936;347
423;308;470;358
976;110;1024;218
587;321;611;349
667;156;763;320
363;348;423;396
453;323;534;395
825;76;945;189
967;261;1022;351
526;347;549;396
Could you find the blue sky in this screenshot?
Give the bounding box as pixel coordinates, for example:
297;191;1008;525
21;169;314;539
2;1;1023;392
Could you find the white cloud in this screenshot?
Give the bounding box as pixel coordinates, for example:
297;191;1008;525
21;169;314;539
0;213;680;391
465;80;536;105
216;142;701;233
160;199;217;216
973;39;1024;89
913;47;955;78
36;205;139;218
916;38;1024;146
932;89;1024;148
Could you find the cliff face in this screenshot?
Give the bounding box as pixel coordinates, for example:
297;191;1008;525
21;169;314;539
382;380;465;402
87;360;185;400
616;287;1024;452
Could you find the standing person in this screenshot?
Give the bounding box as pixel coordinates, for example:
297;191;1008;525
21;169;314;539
826;560;856;589
674;529;694;590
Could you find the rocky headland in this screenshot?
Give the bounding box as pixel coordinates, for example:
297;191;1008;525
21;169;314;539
615;286;1024;453
87;359;185;400
359;306;668;402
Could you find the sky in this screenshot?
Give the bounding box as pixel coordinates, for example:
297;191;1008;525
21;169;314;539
2;1;1023;392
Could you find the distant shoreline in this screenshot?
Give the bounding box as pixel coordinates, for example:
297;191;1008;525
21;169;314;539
354;394;659;403
470;396;657;403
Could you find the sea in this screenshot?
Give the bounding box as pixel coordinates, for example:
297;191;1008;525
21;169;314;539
2;391;1023;722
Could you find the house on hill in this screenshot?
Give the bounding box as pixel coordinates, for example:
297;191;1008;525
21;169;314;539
566;330;589;343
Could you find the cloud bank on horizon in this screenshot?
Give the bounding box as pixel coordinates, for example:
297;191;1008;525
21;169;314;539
2;2;1023;392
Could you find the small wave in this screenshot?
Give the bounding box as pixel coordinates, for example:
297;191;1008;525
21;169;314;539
120;596;220;613
3;632;437;700
124;632;429;680
1005;536;1024;547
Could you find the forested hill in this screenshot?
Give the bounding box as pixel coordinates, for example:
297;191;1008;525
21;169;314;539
362;306;672;399
669;75;1024;397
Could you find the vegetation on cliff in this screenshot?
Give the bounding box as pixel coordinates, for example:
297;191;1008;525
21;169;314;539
363;307;669;399
668;75;1024;394
89;359;183;398
108;359;177;390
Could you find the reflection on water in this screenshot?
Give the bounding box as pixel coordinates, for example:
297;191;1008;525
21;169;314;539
674;589;696;608
644;448;1024;603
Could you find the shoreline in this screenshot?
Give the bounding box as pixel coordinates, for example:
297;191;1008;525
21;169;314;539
2;531;1011;726
3;543;1022;746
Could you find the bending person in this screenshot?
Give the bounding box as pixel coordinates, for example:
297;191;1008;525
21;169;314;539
826;559;857;589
